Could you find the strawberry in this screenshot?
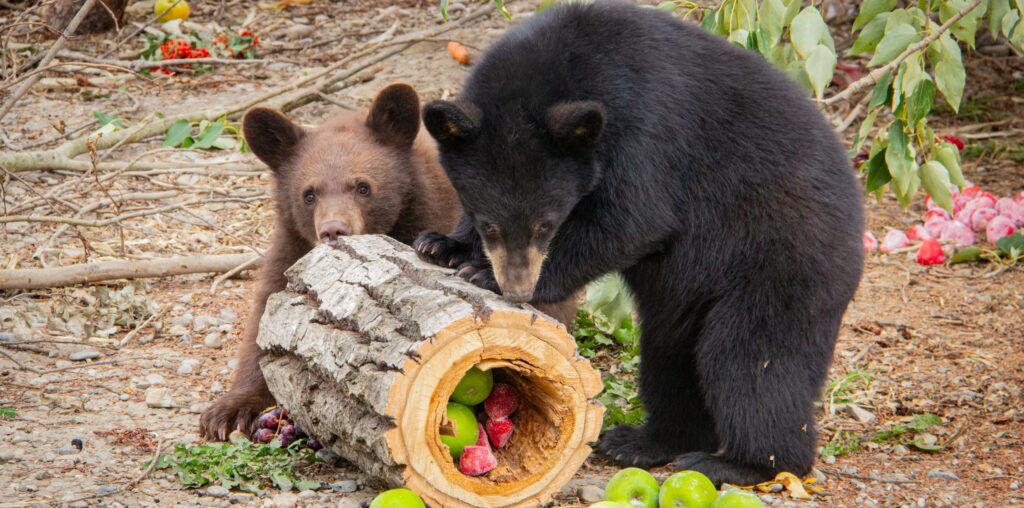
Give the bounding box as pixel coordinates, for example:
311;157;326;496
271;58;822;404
939;220;976;248
459;445;497;476
906;224;931;242
475;422;490;449
484;383;519;420
862;230;877;252
916;238;945;266
485;417;514;449
996;198;1024;226
961;185;982;198
969;208;999;232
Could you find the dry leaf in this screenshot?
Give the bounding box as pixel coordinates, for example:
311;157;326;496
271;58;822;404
775;472;814;500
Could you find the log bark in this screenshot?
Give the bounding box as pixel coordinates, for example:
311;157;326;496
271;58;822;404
44;0;129;35
0;253;259;290
258;236;603;508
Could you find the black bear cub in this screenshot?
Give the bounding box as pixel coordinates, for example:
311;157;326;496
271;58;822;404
415;1;864;485
199;84;463;440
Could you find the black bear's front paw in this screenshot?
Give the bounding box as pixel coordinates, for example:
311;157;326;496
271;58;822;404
414;231;471;268
598;424;679;468
455;259;501;294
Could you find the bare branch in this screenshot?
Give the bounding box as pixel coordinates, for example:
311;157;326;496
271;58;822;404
0;253;261;290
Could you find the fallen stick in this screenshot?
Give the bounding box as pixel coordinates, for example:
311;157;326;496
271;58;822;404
0;253;260;290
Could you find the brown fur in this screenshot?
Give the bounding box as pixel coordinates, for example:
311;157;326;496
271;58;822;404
199;84;579;441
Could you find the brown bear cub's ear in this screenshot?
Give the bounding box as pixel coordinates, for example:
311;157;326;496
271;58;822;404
422;99;481;145
366;83;421;150
242;107;305;171
545;101;605;151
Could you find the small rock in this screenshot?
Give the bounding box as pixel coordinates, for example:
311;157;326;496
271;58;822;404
329;480;357;493
69;502;88;508
917;433;938;446
120;394;130;401
211;381;224;394
316;447;344;465
822;454;836;464
220;308;237;322
97;485;118;495
297;490;317;499
204;332;223;349
1010;481;1020;490
178;359;201;376
227;359;239;370
809;467;827;483
269;492;299;508
206;485;230;498
577;485;604;504
842;403;877;424
283;23;314;40
24;484;37;492
44;385;60;393
171;313;193;328
69;350;101;361
145;373;167;386
927;469;959;481
336;500;362;508
57;446;79;455
190;402;211;414
34;471;51;480
230;492;256;504
144;387;176;408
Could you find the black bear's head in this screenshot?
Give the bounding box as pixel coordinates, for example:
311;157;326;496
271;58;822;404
243;83;422;247
422;98;605;302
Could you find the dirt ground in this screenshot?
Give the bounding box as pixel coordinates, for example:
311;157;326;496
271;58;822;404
1;1;1022;507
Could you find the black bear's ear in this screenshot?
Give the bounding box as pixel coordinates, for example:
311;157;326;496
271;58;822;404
545;101;605;150
366;83;421;150
242;107;305;171
422;99;481;145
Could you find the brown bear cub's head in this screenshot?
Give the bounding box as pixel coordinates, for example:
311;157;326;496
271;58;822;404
243;84;424;247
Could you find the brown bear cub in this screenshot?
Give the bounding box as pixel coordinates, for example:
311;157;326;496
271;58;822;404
199;84;577;440
199;84;462;440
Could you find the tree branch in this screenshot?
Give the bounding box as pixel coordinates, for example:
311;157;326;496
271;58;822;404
0;253;261;290
823;0;984;106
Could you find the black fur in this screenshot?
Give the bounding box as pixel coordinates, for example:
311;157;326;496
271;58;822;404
416;0;863;485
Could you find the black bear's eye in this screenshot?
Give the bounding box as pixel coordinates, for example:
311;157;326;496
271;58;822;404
481;223;500;236
535;222;553;235
356;182;371;197
303;189;316;204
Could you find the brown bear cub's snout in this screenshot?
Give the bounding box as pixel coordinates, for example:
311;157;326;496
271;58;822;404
317;220;351;245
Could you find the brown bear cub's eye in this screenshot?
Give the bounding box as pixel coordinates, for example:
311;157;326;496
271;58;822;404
356;182;371;197
303;189;316;204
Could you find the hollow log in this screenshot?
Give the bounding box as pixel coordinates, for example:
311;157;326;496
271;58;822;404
258;236;604;508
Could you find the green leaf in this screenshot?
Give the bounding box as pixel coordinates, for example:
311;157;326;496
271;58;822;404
988;0;1011;37
701;9;720;32
192;121;225;149
493;0;512;20
870;20;922;66
790;7;828;57
940;0;985;47
720;0;758;32
440;0;449;21
910;413;942;430
163;119;192;148
907;78;936;125
934;142;965;187
295;480;321;491
935;60;966;112
869;72;894;109
728;28;752;46
758;0;787;42
854;108;882;152
920;161;954;213
656;1;677;10
950;246;983;264
0;407;14;419
782;0;802;25
910;439;945;452
805;44;837;99
93;111;125;128
886;121;914;195
853;0;899;30
865;149;892;192
996;232;1024;253
851;12;891;54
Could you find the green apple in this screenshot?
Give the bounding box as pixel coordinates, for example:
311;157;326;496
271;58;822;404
439;402;478;458
605;467;660;508
658;470;718;508
369;488;425;508
709;490;764;508
591;502;632;508
450;367;494;406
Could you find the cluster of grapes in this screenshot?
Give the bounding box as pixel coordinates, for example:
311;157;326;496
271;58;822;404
250;407;322;450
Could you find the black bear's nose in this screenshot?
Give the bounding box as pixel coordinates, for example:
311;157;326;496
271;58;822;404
318;220;351;244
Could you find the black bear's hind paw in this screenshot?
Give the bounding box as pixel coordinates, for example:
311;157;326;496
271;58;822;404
598;425;678;468
672;452;773;487
414;231;470;268
455;260;501;294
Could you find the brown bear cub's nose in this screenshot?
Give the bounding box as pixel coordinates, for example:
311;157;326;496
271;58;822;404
318;220;351;245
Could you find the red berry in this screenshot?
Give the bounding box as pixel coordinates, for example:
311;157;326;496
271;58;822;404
485;417;514;449
484;383;519;420
916;238;945;265
941;135;965;151
458;445;497;476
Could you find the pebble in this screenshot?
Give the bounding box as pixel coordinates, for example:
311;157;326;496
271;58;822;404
822;454;836;464
268;492;299;508
211;381;224;394
330;480;358;493
189;403;210;414
1011;481;1020;490
297;490;317;499
69;502;88;508
927;469;959;481
69;350;101;361
144;387;176;408
204;332;223;349
97;485;118;495
577;485;604;504
178;359;202;375
336;500;362;508
0;449;16;462
145;373;167;385
205;485;230;498
227;359;239;370
120;394;130;401
57;446;79;455
171;313;193;328
229;493;256;504
843;403;877;424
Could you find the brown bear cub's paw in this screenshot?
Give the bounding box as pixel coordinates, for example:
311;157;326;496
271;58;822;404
199;390;275;441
